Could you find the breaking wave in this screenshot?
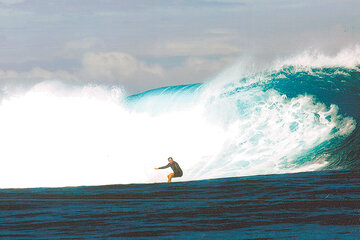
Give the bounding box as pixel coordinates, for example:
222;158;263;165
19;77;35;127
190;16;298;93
0;48;359;188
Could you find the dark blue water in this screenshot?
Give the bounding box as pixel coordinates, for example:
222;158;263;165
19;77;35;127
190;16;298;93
2;169;360;239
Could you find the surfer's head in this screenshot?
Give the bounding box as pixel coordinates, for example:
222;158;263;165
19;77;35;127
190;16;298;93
168;157;173;163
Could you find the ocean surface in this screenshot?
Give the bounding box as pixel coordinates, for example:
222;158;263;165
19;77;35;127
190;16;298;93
1;169;360;239
0;50;360;238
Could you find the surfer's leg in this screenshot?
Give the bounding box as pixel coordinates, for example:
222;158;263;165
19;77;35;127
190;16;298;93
167;173;174;182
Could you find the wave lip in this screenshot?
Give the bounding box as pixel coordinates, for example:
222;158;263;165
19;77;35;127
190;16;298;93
274;45;360;69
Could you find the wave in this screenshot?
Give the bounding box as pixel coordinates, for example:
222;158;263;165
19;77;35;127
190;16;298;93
0;48;359;188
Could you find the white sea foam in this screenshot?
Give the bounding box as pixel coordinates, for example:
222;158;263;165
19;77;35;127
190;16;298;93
274;45;360;70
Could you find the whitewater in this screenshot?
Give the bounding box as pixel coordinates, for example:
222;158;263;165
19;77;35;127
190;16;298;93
0;48;359;188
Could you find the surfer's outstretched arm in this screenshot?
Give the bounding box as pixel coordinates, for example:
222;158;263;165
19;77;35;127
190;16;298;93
156;163;171;170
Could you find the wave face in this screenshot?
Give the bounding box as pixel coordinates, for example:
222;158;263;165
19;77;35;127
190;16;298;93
0;50;359;188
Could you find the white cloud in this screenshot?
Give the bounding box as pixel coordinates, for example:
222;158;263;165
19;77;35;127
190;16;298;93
0;51;166;93
76;52;238;92
0;51;164;84
79;52;164;83
164;56;236;86
0;51;236;94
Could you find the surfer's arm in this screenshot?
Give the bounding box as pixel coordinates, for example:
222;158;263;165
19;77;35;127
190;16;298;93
156;163;171;169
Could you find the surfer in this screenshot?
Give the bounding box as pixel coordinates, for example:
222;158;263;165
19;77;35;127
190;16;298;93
155;157;183;182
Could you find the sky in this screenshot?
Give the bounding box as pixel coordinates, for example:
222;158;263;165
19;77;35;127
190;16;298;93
0;0;359;94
